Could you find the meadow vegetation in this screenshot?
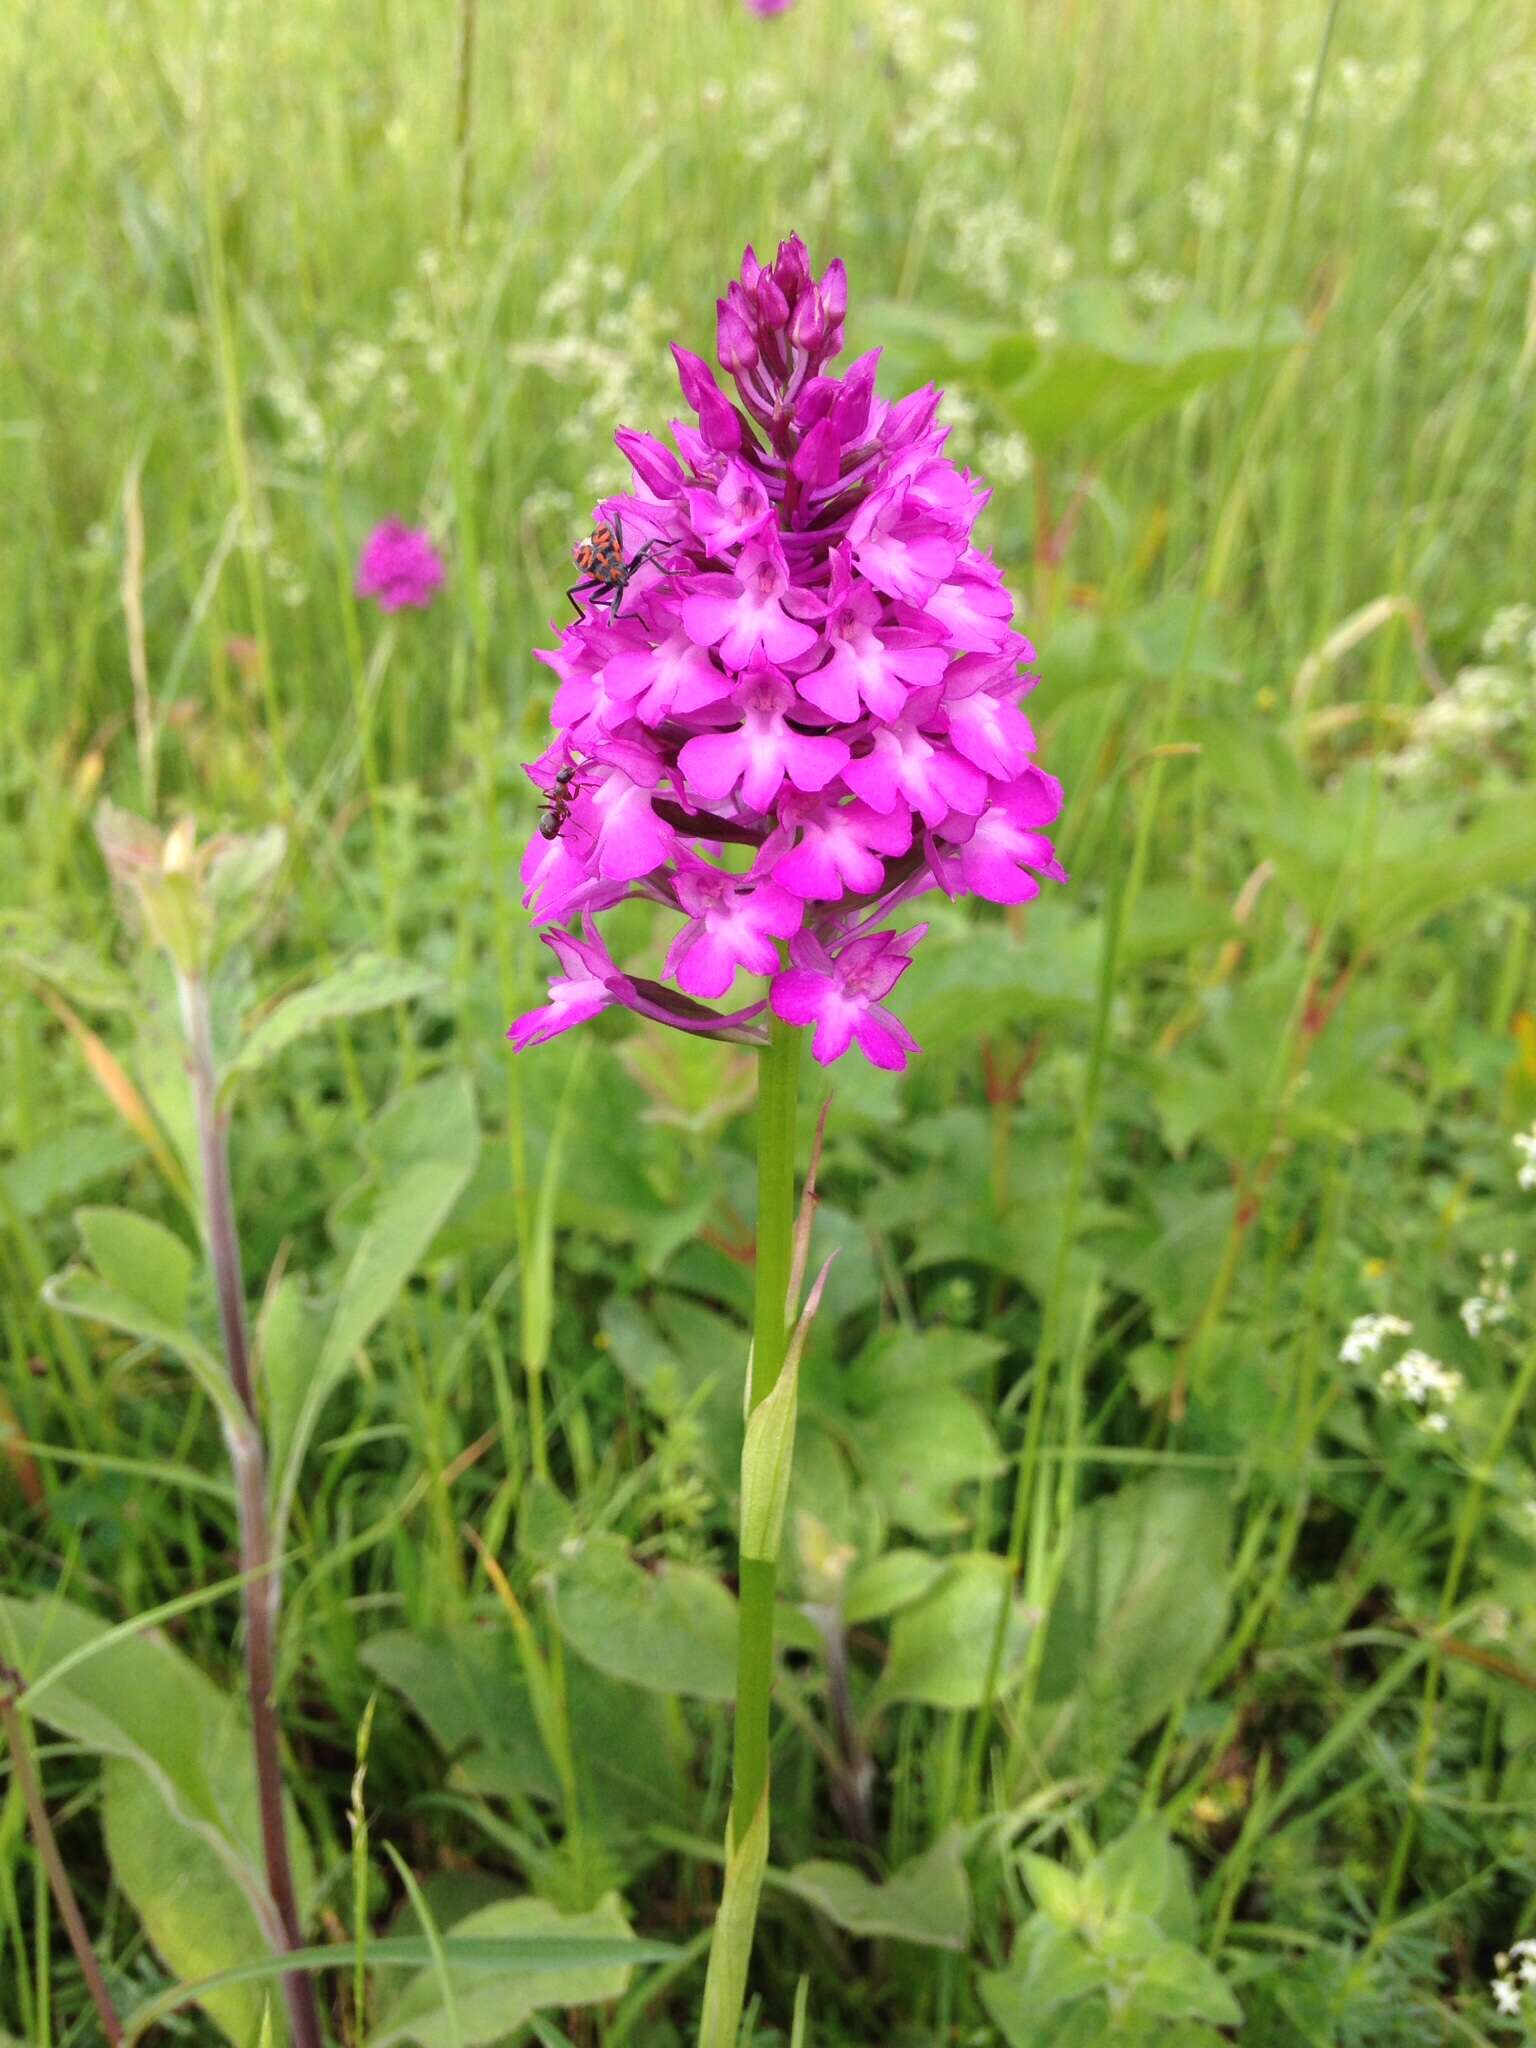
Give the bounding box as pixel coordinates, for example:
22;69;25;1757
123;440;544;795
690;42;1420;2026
3;0;1536;2042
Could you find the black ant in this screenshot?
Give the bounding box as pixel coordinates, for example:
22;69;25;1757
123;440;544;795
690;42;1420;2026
538;763;583;841
567;513;667;623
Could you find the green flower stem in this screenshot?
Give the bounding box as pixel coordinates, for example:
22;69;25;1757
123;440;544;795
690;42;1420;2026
735;1015;803;1834
749;1014;804;1412
699;1013;802;2045
731;1559;779;1848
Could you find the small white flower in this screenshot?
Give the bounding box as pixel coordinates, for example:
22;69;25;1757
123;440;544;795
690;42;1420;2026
1341;1312;1412;1366
1514;1127;1536;1192
1380;1349;1462;1411
1494;1975;1523;2016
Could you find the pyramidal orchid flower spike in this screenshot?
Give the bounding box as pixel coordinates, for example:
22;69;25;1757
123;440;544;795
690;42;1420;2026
356;520;445;612
511;235;1065;1072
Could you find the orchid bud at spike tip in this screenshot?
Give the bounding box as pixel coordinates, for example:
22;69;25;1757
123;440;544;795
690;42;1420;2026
510;235;1065;1070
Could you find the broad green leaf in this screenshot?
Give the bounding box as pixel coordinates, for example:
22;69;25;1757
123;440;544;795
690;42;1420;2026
875;1555;1033;1711
843;1548;947;1626
224;953;441;1085
373;1894;637;2048
121;1933;673;2048
551;1533;736;1701
781;1825;971;1950
1020;1854;1089;1930
270;1073;479;1542
843;1325;1004;1405
978;1918;1105;2044
1128;1937;1243;2026
104;1757;273;2048
361;1627;558;1804
1034;1475;1230;1763
856;1385;1003;1538
365;1624;687;1838
1093;1821;1197;1943
76;1206;194;1326
2;1121;140;1217
0;1595;299;1935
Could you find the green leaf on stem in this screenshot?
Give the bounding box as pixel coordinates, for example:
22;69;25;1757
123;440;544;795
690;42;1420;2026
42;1216;248;1442
76;1205;194;1326
697;1793;770;2048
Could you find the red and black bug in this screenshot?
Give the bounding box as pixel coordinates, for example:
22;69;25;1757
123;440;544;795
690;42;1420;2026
567;513;666;623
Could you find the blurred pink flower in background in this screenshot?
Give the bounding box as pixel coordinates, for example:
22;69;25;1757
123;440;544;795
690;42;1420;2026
743;0;795;15
356;521;445;612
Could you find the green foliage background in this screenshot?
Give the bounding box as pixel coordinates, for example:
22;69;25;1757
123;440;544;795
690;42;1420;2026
3;0;1536;2042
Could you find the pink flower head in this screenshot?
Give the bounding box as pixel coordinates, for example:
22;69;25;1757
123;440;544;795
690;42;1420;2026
356;520;445;612
507;927;620;1050
511;237;1064;1066
744;0;795;16
771;926;926;1070
665;858;804;999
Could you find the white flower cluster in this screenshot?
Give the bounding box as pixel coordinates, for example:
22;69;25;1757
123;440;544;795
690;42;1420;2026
1492;1938;1536;2019
1385;604;1534;792
1379;1349;1464;1432
1339;1312;1412;1366
1343;1313;1463;1435
1516;1126;1536;1193
1462;1250;1518;1336
1485;605;1536;662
